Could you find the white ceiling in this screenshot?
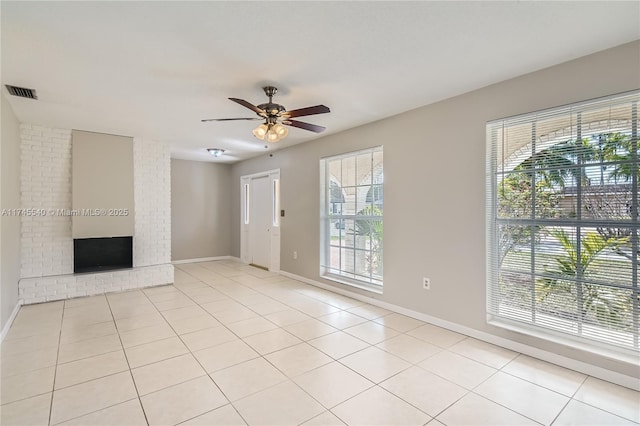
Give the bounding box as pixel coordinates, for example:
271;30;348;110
2;1;639;163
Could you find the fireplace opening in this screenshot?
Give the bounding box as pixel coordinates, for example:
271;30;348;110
74;236;133;273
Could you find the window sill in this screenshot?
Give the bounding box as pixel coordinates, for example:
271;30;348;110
488;316;639;366
321;273;383;295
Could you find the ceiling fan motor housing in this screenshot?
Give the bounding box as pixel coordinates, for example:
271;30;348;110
258;86;284;116
258;103;286;117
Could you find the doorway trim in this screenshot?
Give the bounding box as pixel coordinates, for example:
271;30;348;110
240;169;281;272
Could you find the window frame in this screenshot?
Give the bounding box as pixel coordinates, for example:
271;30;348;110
320;146;383;292
486;90;639;361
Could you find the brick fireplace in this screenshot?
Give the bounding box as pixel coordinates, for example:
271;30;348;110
18;124;174;304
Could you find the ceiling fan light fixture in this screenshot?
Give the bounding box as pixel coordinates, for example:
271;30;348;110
266;129;280;143
203;87;330;145
273;123;288;138
252;123;268;140
207;148;225;157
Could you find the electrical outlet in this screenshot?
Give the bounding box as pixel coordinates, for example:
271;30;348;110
293;251;298;260
422;277;431;290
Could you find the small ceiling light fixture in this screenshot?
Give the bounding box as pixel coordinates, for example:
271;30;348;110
207;148;225;157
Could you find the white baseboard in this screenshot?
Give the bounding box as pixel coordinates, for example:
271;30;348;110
279;271;639;391
172;256;235;265
0;301;22;344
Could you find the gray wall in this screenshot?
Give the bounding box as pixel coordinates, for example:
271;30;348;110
1;93;21;330
231;41;640;377
171;159;231;261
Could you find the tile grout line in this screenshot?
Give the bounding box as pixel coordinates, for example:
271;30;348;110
152;280;252;426
105;291;151;426
212;265;557;424
174;265;362;422
562;375;640;423
498;354;592;399
177;264;438;424
549;397;575;426
46;296;138;425
47;300;66;426
463;361;547;425
165;263;640;424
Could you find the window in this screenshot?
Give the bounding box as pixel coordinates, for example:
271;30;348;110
487;91;639;356
321;147;383;290
273;178;281;227
243;183;250;225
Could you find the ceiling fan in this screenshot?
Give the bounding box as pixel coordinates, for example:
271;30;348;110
201;86;330;143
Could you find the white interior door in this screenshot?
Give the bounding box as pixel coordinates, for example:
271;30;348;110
250;176;271;268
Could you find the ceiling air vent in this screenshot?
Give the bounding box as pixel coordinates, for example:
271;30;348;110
5;85;38;100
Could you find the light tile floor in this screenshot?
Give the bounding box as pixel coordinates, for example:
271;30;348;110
1;259;638;426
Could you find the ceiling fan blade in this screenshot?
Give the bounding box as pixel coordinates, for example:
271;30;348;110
282;105;330;118
285;119;326;133
229;98;266;116
201;117;261;122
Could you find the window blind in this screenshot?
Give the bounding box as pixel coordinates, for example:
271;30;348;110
486;91;639;354
320;146;384;289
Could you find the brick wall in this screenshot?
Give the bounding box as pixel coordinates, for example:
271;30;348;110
18;125;173;304
19;124;73;278
133;137;171;267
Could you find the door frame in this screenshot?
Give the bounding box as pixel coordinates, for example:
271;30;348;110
240;169;281;272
